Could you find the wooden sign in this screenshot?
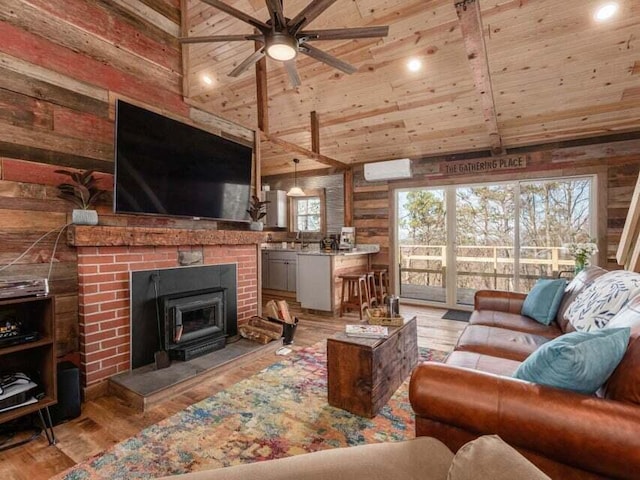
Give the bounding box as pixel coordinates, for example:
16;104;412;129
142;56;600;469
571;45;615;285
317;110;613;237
441;154;528;175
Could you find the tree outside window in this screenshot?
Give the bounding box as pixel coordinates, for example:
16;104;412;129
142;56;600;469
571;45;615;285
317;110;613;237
293;196;321;232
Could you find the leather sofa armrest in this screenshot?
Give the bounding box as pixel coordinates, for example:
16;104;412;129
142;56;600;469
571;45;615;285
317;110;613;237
409;362;640;480
474;290;527;314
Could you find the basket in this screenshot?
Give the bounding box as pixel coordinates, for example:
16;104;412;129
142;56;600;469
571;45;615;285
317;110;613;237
366;308;404;326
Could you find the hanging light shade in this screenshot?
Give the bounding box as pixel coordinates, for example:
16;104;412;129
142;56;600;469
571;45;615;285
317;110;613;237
287;158;305;197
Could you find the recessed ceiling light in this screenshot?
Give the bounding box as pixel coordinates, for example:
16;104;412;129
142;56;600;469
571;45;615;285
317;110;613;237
594;2;619;21
407;58;422;72
202;74;214;86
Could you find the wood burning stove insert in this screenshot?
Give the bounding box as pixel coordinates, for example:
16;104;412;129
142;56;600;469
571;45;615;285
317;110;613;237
130;264;238;369
162;288;227;361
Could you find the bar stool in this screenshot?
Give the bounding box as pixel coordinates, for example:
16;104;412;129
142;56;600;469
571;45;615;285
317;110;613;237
372;269;389;305
339;273;369;320
365;272;378;307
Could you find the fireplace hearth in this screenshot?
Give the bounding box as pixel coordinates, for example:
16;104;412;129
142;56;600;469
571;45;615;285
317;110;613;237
162;288;228;361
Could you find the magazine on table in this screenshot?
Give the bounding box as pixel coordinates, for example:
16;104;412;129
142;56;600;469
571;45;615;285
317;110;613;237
345;324;389;338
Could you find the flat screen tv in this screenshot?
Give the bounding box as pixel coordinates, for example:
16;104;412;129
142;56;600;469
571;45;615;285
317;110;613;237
114;100;253;222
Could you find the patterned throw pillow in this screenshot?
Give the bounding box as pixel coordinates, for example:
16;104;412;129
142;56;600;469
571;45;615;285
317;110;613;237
567;271;640;331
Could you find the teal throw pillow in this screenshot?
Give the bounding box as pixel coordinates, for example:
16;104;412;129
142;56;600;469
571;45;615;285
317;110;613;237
521;278;567;325
513;328;631;395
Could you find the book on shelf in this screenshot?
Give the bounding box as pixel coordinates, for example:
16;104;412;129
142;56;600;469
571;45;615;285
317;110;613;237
345;324;389;338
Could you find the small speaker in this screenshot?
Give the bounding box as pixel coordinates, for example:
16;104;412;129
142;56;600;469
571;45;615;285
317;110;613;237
50;361;81;425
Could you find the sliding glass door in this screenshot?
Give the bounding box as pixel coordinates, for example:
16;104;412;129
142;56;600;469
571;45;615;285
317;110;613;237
518;178;592;291
455;185;516;306
397;189;447;303
396;176;594;308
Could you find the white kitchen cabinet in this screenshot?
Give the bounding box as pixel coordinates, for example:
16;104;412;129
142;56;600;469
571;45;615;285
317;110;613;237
297;254;332;310
264;190;287;228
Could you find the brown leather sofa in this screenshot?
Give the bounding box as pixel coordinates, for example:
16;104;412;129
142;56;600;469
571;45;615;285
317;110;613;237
409;266;640;480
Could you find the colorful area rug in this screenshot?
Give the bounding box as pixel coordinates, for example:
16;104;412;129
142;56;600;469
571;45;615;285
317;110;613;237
55;343;448;480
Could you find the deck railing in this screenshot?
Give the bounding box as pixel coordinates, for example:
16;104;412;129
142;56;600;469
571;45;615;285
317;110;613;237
399;244;575;291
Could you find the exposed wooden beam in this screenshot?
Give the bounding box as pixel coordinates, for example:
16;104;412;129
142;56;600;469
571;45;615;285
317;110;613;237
255;40;269;133
180;0;190;99
344;167;353;227
454;0;504;155
260;131;348;170
310;110;320;154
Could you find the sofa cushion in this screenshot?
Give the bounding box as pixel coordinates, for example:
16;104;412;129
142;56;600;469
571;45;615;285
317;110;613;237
602;333;640;405
447;435;550;480
445;351;521;377
455;325;551;362
469;310;561;338
555;266;607;332
521;279;567;325
155;436;454;480
566;270;640;332
513;328;631;395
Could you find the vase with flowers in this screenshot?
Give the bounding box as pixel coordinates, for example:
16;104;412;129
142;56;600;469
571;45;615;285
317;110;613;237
565;241;598;274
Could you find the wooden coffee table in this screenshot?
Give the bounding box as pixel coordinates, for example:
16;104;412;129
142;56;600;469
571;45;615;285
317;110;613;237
327;316;418;418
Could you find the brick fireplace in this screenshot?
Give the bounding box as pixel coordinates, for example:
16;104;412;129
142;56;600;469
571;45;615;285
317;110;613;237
69;226;264;394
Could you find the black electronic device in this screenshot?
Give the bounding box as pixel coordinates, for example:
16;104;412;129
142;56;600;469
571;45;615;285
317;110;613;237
50;362;81;425
114;100;253;222
0;317;39;348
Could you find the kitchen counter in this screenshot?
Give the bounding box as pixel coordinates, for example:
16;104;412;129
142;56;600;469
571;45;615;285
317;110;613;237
297;245;380;257
296;245;380;314
261;244;380;256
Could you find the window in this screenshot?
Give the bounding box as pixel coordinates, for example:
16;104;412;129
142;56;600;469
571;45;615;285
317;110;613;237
292;196;322;232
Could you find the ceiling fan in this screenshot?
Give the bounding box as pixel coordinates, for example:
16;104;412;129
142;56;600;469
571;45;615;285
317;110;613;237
180;0;389;87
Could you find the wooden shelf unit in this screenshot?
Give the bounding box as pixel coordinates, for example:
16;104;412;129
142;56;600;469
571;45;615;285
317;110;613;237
0;295;57;425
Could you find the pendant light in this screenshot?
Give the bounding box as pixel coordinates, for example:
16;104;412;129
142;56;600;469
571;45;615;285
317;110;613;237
287;158;305;197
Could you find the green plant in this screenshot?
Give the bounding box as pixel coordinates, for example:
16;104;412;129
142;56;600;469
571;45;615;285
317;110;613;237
55;169;105;209
247;195;269;222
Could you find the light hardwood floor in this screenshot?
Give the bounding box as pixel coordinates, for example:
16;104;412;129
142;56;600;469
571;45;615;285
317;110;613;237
0;304;465;480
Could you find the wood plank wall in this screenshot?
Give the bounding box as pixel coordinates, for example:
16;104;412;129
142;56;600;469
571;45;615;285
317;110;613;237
353;136;640;278
0;0;252;359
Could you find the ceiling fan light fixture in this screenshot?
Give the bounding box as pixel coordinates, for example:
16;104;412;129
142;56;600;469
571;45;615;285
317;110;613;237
266;33;298;61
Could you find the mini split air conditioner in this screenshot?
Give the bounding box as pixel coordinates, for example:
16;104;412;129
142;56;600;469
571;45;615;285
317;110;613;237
363;158;412;182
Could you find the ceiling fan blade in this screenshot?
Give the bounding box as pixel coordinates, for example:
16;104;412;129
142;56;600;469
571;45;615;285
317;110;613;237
299;43;357;74
179;34;263;44
228;48;266;77
289;0;339;33
301;26;389;41
265;0;286;30
200;0;269;31
284;61;301;87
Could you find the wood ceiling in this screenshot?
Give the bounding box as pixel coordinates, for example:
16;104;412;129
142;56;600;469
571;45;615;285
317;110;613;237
181;0;640;176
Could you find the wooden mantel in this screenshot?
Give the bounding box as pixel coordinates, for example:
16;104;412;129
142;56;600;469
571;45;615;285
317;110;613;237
68;226;267;247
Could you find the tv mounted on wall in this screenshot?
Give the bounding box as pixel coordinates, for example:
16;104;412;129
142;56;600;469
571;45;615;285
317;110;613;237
114;100;253;222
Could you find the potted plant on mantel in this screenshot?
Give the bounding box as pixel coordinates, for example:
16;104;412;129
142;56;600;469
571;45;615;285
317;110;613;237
55;169;106;225
247;195;269;231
